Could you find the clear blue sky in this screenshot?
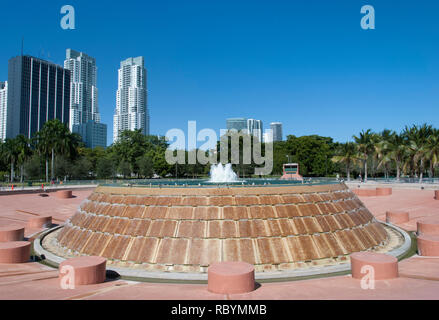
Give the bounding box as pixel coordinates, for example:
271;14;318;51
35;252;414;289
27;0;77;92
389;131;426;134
1;0;438;146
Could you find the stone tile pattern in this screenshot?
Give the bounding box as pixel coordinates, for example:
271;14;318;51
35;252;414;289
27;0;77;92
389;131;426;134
56;184;387;273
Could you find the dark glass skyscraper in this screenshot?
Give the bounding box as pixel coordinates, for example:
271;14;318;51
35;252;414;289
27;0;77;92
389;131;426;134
226;118;248;132
6;55;71;139
270;122;283;142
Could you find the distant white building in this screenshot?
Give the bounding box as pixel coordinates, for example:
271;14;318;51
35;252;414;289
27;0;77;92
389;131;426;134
0;81;7;141
263;131;273;143
64;49;100;131
113;56;149;143
270;122;283;142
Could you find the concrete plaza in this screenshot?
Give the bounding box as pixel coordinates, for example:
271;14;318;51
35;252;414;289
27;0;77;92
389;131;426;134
0;187;438;300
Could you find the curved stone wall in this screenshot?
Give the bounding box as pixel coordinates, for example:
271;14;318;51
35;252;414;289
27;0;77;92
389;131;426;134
55;183;388;273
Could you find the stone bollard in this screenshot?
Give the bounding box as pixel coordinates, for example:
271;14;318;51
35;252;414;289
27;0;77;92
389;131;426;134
417;235;439;257
417;218;439;236
0;226;25;242
208;262;255;294
0;241;31;263
350;252;398;280
27;215;52;229
59;256;107;286
386;211;409;224
56;190;73;199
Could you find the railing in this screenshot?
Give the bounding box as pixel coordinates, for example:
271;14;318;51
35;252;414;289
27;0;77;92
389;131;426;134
1;176;438;191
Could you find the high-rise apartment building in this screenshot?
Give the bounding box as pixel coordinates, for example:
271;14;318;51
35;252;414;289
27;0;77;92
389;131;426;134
247;119;263;142
113;56;149;143
6;55;70;139
270;122;283;142
0;81;7;141
226;117;264;141
64;49;100;131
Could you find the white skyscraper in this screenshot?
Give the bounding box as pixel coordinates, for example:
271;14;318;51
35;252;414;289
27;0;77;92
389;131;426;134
64;49;100;131
113;56;149;142
0;81;7;141
247;119;263;142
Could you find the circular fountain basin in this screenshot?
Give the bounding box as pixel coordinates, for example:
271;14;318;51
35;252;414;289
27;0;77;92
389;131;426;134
38;181;409;281
101;177;336;187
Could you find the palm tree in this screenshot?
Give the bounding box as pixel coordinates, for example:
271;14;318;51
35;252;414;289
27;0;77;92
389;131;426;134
34;119;74;181
353;129;375;182
15;135;32;183
2;138;19;183
59;132;81;160
47;120;66;180
33;128;51;182
332;142;359;181
381;132;406;181
374;130;394;179
56;132;81;180
403;124;433;183
425;128;439;178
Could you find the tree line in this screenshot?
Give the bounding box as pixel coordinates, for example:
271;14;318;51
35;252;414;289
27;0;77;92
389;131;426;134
0;120;438;183
333;124;439;183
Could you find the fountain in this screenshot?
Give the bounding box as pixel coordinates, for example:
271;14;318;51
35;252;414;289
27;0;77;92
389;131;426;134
38;163;409;281
209;163;239;183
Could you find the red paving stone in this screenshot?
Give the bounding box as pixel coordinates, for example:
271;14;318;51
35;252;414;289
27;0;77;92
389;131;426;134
0;189;92;237
399;256;439;281
228;275;439;300
0;262;130;300
358;189;439;232
0;187;438;299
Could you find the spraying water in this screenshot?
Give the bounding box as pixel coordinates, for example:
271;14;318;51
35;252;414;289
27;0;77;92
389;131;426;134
209;163;239;183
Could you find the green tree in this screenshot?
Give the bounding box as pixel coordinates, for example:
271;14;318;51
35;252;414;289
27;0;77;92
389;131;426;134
271;141;288;175
426;128;439;178
118;160;132;178
34;119;77;182
402;124;432;183
79;146;107;176
353;129;375;182
381;132;407;181
71;157;93;179
136;155;154;178
332;142;359;181
284;135;335;176
55;156;72;180
96;157;115;179
2;138;19;182
110;130;170;177
373;130;393;179
15;135;32;182
24;155;43;180
33;128;51;182
151;150;172;177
